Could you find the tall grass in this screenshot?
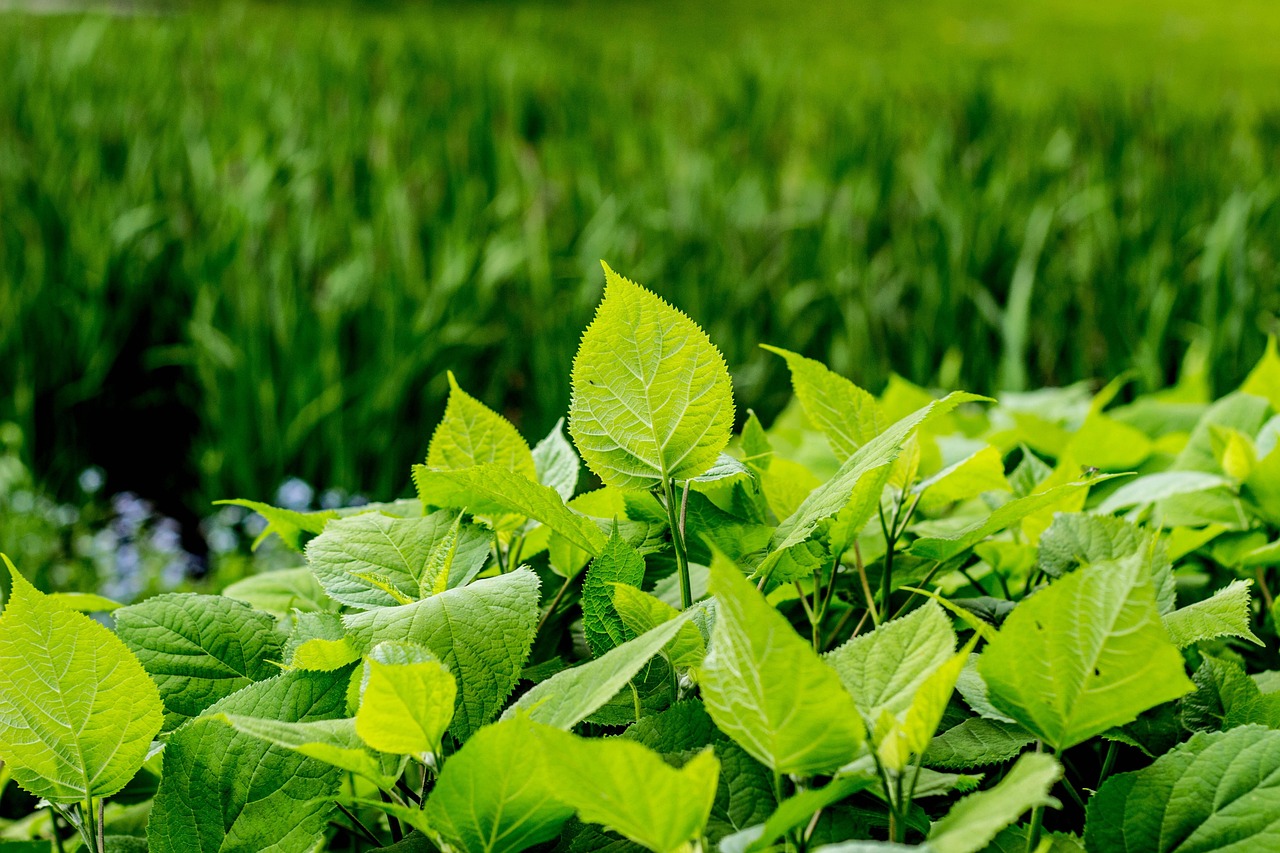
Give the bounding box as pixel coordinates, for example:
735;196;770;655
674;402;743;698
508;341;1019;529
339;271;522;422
1;4;1278;513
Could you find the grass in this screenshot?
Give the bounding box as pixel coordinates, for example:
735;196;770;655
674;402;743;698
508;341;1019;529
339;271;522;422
1;0;1278;517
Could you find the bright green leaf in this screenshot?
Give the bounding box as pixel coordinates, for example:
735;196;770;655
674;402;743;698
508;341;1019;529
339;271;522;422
534;417;581;501
762;345;882;460
214;499;337;552
612;583;707;669
356;641;456;756
928;752;1062;853
924;718;1034;769
427;371;536;478
213;715;399;788
581;530;646;657
1163;579;1262;648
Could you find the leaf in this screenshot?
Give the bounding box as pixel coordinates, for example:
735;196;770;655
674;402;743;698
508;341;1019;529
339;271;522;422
825;601;958;722
568;262;735;489
924;718;1035;769
356;641;456;756
306;510;489;609
287;637;360;671
427;371;536;478
914;446;1010;513
699;554;865;775
1037;513;1147;578
740;410;774;470
741;774;874;853
612;583;707;669
425;716;574;853
114;593;285;723
910;479;1108;563
927;752;1062;853
214;499;338;551
222;567;336;614
1181;655;1260;732
1241;335;1280;410
534;417;581;501
874;650;970;772
762;345;882;459
212;715;398;788
413;464;607;556
1085;725;1280;852
538;725;720;853
45;592;122;612
771;392;986;554
1162;579;1262;648
979;552;1194;751
504;613;694;729
0;558;163;802
148;668;350;853
581;530;647;657
344;569;540;739
1097;471;1234;514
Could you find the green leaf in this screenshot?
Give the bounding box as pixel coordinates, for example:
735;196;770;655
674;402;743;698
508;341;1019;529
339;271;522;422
924;718;1034;769
45;591;122;612
1163;579;1262;648
425;716;574;853
568;262;735;489
874;650;970;772
222;567;336;615
581;530;647;657
355;641;456;756
699;555;865;775
539;725;721;853
344;569;540;739
741;774;874;853
213;715;399;788
772;392;985;554
427;371;536;478
762;345;882;459
114;593;285;723
306;510;489;609
1096;471;1234;514
534;417;581;501
927;752;1062;853
288;637;360;671
740;410;774;470
1085;725;1280;852
612;583;707;668
0;558;163;803
504;613;694;729
1037;513;1147;578
1241;335;1280;410
148;668;351;853
914;446;1010;513
214;499;338;551
1181;655;1260;732
413;464;607;556
826;601;958;722
979;552;1194;751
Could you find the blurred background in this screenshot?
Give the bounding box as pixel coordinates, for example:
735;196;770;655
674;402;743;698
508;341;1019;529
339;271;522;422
1;0;1278;596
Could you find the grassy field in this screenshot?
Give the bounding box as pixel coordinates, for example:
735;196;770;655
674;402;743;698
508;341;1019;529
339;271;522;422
2;0;1278;519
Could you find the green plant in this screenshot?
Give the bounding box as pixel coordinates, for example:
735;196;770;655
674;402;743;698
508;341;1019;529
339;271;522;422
2;266;1279;852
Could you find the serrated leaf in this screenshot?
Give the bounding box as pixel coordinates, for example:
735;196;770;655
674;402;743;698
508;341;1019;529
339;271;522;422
914;446;1010;513
762;345;882;460
306;510;489;609
699;555;864;775
356;641;456;756
924;718;1034;769
568;263;735;489
875;649;970;771
113;593;284;724
344;569;540;739
1085;725;1280;852
214;499;338;551
581;531;647;656
826;601;958;722
1163;579;1262;648
979;552;1194;751
1036;512;1176;613
288;637;360;671
612;583;707;669
1182;655;1260;732
742;774;874;853
927;752;1062;853
222;567;336;615
45;592;122;612
148;668;350;853
504;613;693;729
413;464;607;556
534;417;581;501
213;714;399;788
428;371;535;478
425;716;574;853
0;558;163;802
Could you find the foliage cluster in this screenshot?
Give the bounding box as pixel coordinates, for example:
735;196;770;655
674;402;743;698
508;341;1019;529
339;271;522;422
3;267;1280;852
3;6;1279;513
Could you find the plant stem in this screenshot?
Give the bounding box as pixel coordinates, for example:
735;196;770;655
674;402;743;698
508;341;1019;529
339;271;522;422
535;573;574;635
854;542;881;628
1025;742;1046;853
663;478;693;609
493;532;507;574
379;789;403;842
1257;566;1275;613
48;806;68;853
335;803;381;846
97;798;105;853
1099;741;1119;786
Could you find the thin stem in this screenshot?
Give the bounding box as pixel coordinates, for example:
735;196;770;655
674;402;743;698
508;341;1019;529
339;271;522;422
890;559;946;621
493;532;507;574
49;806;68;853
1257;566;1275;613
80;799;96;853
97;798;105;853
1099;741;1119;786
508;533;526;571
335;803;381;846
379;789;403;842
1025;742;1046;853
663;478;693;609
395;777;421;805
1058;771;1087;811
535;573;575;635
868;750;900;843
795;581;817;624
957;565;988;598
854;542;881;628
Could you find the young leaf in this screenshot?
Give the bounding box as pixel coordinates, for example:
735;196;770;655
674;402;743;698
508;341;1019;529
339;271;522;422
762;344;882;459
306;510;489;609
924;718;1035;769
533;417;581;501
979;552;1194;752
0;558;163;803
214;499;338;551
412;464;607;555
737;774;874;853
425;716;574;853
355;641;456;756
212;715;399;788
581;530;647;656
504;613;694;729
612;582;707;668
826;601;958;722
114;592;285;723
699;555;865;775
222;567;336;615
875;650;969;772
1085;725;1280;852
344;569;540;739
1096;471;1234;514
427;371;536;478
568;262;735;489
149;668;351;853
1162;579;1262;648
927;751;1062;853
914;445;1010;513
